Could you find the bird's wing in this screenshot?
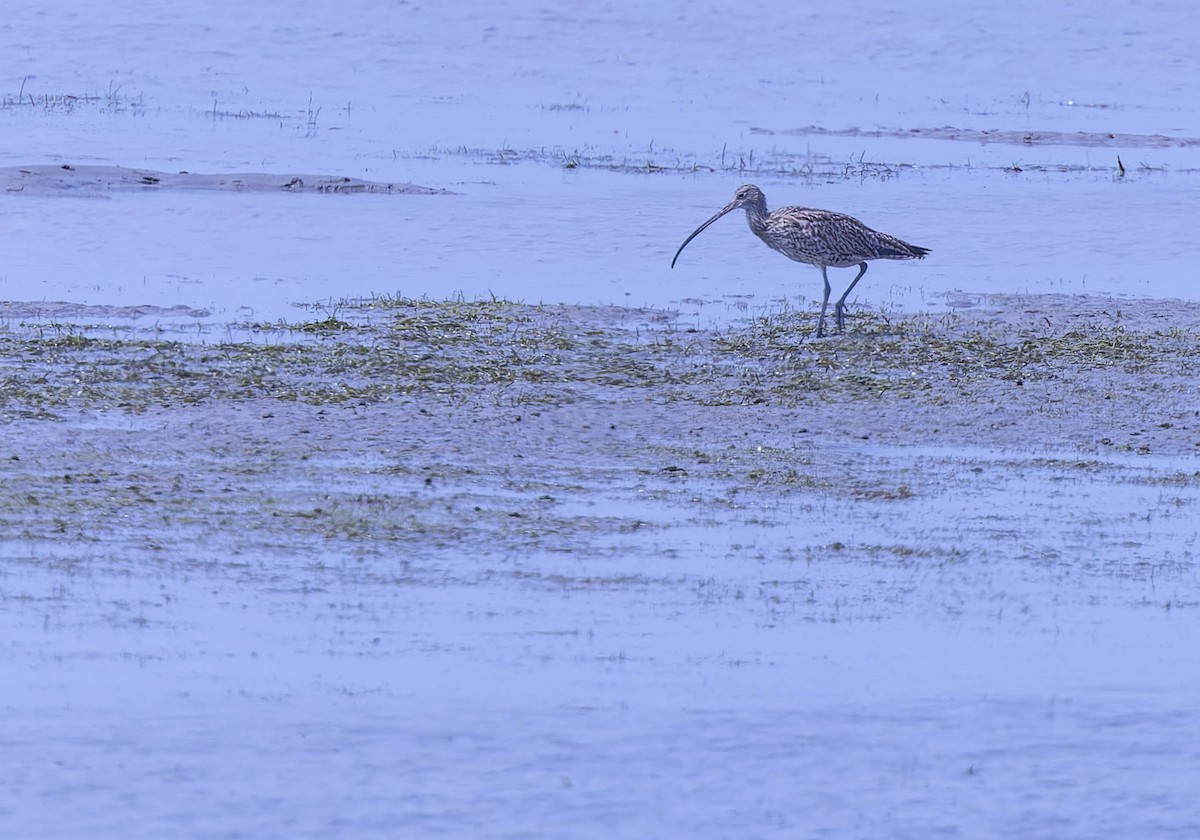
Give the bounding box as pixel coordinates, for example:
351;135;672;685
767;207;921;263
764;208;877;264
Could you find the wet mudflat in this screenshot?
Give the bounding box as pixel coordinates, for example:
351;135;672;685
3;294;1199;837
0;164;449;196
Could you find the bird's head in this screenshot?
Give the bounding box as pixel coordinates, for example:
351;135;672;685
726;184;765;211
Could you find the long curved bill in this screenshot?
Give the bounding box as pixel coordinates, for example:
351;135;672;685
670;199;738;268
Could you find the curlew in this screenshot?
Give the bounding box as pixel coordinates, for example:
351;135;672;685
671;184;929;337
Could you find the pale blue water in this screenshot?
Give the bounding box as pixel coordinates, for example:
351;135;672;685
3;0;1198;323
3;2;1200;838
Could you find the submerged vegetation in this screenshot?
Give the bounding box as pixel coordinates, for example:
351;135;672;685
402;134;1197;179
0;78;146;114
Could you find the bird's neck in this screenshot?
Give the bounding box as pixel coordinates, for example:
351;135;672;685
744;201;770;236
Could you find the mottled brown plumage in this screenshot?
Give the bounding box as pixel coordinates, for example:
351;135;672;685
672;184;929;337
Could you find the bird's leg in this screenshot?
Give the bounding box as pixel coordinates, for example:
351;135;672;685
834;262;869;332
816;266;832;338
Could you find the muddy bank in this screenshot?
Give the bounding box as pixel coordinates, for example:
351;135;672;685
752;124;1200;150
0;164;452;196
2;292;1197;455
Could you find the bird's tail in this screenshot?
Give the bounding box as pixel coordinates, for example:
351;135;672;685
878;237;929;260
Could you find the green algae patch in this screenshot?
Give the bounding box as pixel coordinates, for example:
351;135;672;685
2;294;1199;456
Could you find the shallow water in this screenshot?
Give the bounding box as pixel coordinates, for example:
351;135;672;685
4;1;1199;325
4;396;1199;838
4;2;1200;838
